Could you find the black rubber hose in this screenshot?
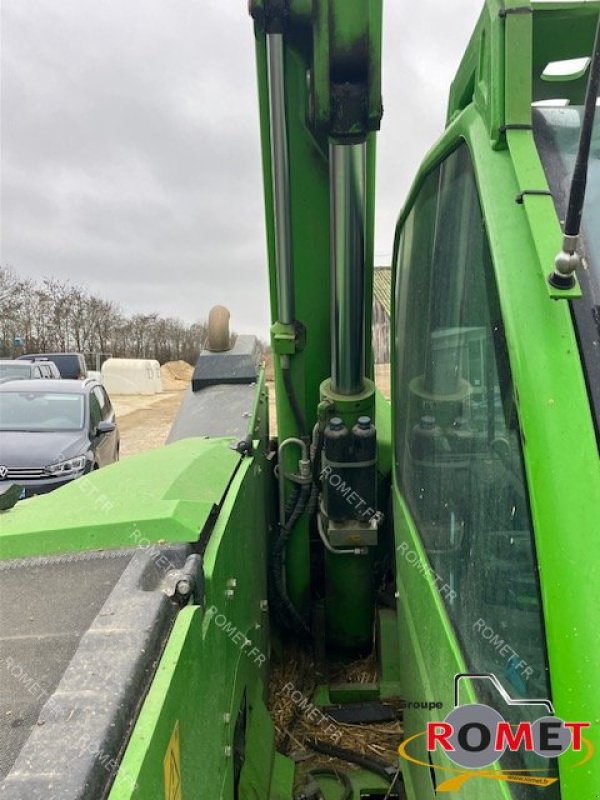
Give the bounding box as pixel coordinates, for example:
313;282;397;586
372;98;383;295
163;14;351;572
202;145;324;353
306;483;319;518
311;424;325;488
269;482;318;636
284;484;302;522
270;482;312;639
268;485;300;622
564;14;600;236
307;739;399;786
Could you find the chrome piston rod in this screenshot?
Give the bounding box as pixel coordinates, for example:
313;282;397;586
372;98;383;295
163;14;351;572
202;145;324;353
267;33;294;325
329;141;367;395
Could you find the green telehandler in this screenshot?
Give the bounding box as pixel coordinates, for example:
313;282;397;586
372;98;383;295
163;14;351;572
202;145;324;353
1;1;600;798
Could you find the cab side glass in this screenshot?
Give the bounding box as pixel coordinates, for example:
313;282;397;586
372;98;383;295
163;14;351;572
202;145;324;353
394;143;551;707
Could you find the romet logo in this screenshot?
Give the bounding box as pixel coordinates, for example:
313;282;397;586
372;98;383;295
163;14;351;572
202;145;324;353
398;673;594;792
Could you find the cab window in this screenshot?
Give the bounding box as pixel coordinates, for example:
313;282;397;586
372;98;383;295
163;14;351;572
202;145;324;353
394;143;550;705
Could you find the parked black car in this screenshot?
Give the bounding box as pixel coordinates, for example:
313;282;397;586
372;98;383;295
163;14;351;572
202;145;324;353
0;379;119;497
0;359;61;380
17;352;88;380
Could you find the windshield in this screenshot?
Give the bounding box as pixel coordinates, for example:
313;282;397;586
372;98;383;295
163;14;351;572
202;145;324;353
0;391;85;431
534;105;600;432
0;364;32;379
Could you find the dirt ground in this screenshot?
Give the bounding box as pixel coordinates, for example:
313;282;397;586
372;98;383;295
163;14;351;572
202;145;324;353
113;363;390;459
110;360;193;458
375;362;391;400
113;391;185;458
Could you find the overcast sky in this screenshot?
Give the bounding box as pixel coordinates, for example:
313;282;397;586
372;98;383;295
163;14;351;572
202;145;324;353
1;0;482;335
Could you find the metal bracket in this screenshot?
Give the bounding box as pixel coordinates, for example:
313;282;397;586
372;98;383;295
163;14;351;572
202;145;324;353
499;124;533;133
277;468;312;486
328;517;379;548
515;189;553;205
230;435;254;456
167;554;204;606
499;7;532;19
270;320;306;356
249;0;288;33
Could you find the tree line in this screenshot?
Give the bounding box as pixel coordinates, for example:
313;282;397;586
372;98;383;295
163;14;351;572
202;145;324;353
0;267;207;366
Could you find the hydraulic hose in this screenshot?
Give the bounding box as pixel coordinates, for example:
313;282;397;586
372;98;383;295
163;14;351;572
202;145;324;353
311;423;325;488
282;485;302;526
269;484;299;617
270;482;312;639
270;397;324;641
307;739;401;788
306;483;319;518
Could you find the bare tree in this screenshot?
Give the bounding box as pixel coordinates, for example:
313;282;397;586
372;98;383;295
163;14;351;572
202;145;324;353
0;266;207;365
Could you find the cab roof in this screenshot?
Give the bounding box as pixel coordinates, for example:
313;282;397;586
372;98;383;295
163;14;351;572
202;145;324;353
447;0;600;143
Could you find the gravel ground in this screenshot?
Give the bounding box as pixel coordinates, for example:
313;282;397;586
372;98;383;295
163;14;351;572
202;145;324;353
375;363;391;400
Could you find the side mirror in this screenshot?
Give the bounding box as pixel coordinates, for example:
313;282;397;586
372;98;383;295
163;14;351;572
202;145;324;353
96;421;116;435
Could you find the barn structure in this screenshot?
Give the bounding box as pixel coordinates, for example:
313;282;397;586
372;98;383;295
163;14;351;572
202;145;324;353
372;266;391;364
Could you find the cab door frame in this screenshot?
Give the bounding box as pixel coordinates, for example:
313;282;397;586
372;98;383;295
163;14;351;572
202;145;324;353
391;104;600;800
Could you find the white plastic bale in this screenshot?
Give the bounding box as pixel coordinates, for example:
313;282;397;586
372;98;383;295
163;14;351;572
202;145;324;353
101;358;160;395
153;362;162;393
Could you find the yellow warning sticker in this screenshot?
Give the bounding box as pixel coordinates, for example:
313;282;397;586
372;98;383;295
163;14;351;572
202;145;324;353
163;721;182;800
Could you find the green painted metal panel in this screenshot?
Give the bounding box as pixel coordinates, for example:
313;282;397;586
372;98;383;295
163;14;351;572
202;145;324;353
109;421;274;798
236;696;276;799
507;127;581;296
377;608;402;697
469;126;600;800
0;438;241;561
504;4;532;127
391;98;600;800
107;607;203;799
375;388;392;478
447;0;505;143
266;753;295;800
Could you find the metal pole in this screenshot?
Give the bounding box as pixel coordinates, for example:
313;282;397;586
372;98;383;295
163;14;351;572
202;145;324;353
267;33;294;325
329;141;367;395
